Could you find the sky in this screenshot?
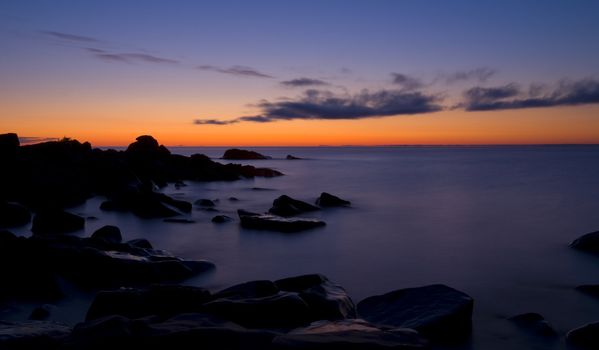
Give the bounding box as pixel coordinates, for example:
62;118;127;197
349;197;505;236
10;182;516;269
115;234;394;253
1;0;599;146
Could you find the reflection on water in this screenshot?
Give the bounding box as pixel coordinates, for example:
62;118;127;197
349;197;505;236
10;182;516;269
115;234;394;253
6;146;599;349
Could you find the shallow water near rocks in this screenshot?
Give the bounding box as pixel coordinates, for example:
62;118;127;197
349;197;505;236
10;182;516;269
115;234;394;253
5;145;599;349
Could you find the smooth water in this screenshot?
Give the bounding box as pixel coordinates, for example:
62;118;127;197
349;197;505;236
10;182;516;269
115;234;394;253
5;146;599;349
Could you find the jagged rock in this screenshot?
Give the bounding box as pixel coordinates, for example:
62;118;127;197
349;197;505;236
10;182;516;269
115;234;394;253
316;192;351;207
0;201;31;228
238;210;325;233
222;149;270;160
567;321;599;349
91;225;122;244
86;285;212;321
570;230;599;252
269;195;320;217
272;319;429;350
31;209;85;235
508;313;557;337
357;284;473;340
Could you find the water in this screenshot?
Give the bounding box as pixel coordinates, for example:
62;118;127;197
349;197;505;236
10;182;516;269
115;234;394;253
5;146;599;349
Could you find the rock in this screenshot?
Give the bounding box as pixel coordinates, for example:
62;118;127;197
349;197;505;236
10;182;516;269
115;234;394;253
357;284;473;340
222;149;270;160
29;304;56;321
238;210;326;233
567;321;599;349
196;199;216;207
275;274;356;320
570;230;599;252
159;195;192;213
0;201;31;228
272;319;429;350
199;207;219;212
0;132;20;159
508;313;557;337
31;209;85;235
91;225;122;244
316;192;351;207
269;195;320;217
128;238;153;249
100;190;181;219
0;320;71;349
229;197;239;201
86;285;212;321
125;135;170;158
576;284;599;298
212;215;233;223
213;280;280;300
163;218;196;224
286;155;302;160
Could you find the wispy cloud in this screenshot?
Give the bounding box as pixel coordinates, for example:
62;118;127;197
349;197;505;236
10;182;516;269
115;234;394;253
40;30;102;43
391;73;424;91
280;78;330;87
94;52;179;64
194;88;443;125
461;78;599;111
440;67;496;84
18;136;58;145
197;65;274;78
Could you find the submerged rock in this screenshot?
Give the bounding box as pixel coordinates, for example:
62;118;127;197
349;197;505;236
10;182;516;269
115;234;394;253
163;218;196;224
0;201;31;228
0;320;71;349
316;192;351;207
31;209;85;235
508;313;557;337
212;215;233;223
570;230;599;252
272;319;429;350
238;210;325;233
286;155;302;160
357;284;473;340
223;149;270;160
567;321;599;349
196;199;216;207
269;195;320;217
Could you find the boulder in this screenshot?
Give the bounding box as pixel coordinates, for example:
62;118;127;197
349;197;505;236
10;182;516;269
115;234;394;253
125;135;170;158
238;210;325;233
508;313;557;337
570;230;599;252
0;201;31;228
0;320;71;349
272;319;429;350
316;192;351;207
212;215;233;223
31;209;85;235
86;285;212;321
222;149;270;160
212;280;280;300
269;195;320;217
567;321;599;349
91;225;122;244
128;238;153;249
196;199;216;207
0;133;19;160
275;274;356;320
163;218;196;224
357;284;473;340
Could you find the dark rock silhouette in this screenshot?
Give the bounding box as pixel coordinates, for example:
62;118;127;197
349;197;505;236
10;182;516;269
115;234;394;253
357;284;473;341
570;230;599;252
272;319;429;349
0;201;31;227
222;148;270;160
29;304;56;321
0;320;71;349
100;186;192;219
576;284;599;298
286;155;302;160
31;209;85;235
229;197;239;201
212;215;233;223
269;195;320;217
196;199;216;207
238;210;325;232
316;192;351;207
0;132;20;159
567;321;599;349
508;313;557;337
163;218;196;224
91;225;122;244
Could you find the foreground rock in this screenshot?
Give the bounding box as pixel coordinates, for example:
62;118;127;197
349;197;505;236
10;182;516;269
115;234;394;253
508;313;557;337
272;319;429;350
316;192;351;207
223;148;270;160
0;320;71;350
570;230;599;252
567;321;599;349
238;210;325;233
357;284;473;340
31;209;85;235
0;201;31;228
269;195;320;217
91;225;122;244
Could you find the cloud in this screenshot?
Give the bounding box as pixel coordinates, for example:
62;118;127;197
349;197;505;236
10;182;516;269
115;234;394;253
280;78;330;87
441;67;496;84
197;65;273;78
461;79;599;111
194;88;443;125
18;136;58;145
40;31;102;43
391;73;424;91
93;52;179;64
